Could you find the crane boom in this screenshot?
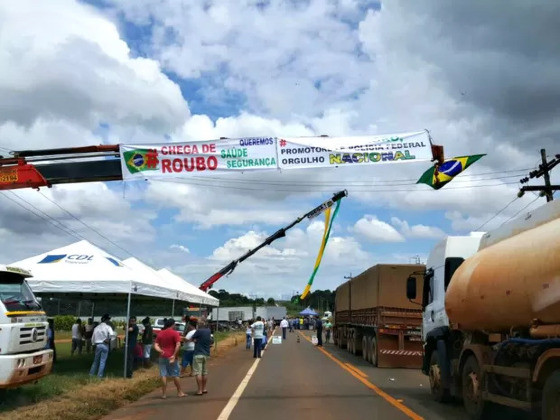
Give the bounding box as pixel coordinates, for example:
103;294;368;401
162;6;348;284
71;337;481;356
198;190;347;291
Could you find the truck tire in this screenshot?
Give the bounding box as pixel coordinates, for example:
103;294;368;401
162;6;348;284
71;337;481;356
362;336;369;361
429;350;450;402
542;370;560;420
370;336;378;367
462;355;488;420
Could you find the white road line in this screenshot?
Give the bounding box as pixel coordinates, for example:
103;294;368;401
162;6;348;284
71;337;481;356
216;329;276;420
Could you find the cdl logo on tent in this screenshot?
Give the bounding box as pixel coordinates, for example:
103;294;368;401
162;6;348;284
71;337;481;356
38;254;94;264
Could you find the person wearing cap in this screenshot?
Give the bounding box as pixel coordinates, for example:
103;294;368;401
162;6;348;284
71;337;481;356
89;314;115;378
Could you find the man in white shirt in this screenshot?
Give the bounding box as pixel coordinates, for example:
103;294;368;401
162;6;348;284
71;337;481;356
71;318;83;355
89;314;115;378
280;318;289;340
251;316;265;358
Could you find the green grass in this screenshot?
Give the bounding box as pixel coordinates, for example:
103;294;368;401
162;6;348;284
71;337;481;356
0;342;138;412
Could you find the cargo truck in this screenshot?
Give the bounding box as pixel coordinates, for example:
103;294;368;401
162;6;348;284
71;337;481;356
333;264;425;368
407;199;560;419
0;265;53;388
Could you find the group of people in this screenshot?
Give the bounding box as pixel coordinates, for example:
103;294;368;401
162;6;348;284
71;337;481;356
82;313;212;398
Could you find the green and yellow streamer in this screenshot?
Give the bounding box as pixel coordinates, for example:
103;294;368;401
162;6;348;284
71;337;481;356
300;199;342;299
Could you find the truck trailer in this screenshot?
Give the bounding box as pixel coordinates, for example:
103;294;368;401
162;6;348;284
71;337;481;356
333;264;425;368
407;199;560;419
0;265;53;388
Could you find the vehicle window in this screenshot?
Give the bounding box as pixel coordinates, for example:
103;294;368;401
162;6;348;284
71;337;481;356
444;258;464;290
422;268;434;308
0;273;42;311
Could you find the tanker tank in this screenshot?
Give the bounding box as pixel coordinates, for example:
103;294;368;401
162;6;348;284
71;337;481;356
445;216;560;332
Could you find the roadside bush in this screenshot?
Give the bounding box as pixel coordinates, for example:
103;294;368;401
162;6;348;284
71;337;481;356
53;315;76;331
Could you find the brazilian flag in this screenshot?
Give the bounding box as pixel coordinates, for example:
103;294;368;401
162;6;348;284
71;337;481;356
123;149;159;174
417;154;485;190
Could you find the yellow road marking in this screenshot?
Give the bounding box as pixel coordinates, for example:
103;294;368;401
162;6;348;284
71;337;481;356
298;332;423;420
345;362;368;378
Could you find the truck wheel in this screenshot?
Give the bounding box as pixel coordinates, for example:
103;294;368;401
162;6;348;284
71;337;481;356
462;355;488;420
542;370;560;420
429;350;450;402
370;336;378;367
348;332;354;353
362;336;369;361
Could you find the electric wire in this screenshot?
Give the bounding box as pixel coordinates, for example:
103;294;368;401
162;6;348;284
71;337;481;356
475;197;519;231
0;192;83;240
500;196;541;227
37;191;139;259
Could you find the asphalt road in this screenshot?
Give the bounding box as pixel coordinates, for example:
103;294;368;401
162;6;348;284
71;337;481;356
104;329;531;420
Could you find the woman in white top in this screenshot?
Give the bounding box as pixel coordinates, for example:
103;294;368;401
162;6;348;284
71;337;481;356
245;324;252;349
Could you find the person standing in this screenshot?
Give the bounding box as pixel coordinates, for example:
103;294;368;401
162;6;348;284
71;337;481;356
125;316;139;378
324;319;332;344
141;317;153;366
280;317;289;340
89;314;115;377
315;317;323;347
245;323;252;350
288;317;293;333
192;320;212;396
71;318;83;356
84;318;94;354
181;321;196;377
251;316;264;358
154;318;185;399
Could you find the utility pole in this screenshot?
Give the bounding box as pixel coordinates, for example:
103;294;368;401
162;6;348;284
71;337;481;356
519;149;560;201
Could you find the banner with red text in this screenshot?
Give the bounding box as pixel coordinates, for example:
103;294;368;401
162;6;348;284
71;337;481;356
276;131;432;169
120;137;278;180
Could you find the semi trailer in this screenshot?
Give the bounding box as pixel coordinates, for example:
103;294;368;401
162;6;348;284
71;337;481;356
407;199;560;419
333;264;425;368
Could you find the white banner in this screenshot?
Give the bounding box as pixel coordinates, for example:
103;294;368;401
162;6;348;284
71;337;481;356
120;137;278;179
276;131;432;170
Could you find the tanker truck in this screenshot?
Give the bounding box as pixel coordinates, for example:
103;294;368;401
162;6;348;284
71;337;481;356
406;199;560;419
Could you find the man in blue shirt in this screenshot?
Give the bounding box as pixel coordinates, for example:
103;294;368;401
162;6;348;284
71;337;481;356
192;320;213;395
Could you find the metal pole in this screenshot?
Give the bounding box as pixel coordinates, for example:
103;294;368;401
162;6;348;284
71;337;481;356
123;283;132;378
171;299;175;318
91;301;95;319
541;149;554;202
215;307;219;353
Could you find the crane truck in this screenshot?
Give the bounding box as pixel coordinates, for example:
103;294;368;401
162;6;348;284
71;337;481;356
0;265;53;388
407;199;560;419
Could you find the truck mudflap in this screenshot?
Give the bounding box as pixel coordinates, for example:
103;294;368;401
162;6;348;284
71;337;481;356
0;349;53;389
377;328;423;368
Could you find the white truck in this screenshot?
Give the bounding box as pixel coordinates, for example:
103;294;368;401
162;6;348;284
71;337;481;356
0;265;53;388
407;199;560;419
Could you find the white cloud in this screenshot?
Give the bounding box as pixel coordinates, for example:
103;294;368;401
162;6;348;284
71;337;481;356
391;217;446;240
170;244;190;253
351;215;405;243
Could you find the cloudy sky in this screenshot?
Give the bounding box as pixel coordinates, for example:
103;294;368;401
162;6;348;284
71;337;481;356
1;0;558;299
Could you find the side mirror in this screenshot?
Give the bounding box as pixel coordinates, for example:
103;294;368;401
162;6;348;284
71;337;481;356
406;276;417;300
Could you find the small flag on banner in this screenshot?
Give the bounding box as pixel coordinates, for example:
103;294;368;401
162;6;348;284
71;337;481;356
417;154;485;190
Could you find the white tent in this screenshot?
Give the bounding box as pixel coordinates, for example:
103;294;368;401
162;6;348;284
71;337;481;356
157;268;219;307
12;240;176;300
123;258;218;306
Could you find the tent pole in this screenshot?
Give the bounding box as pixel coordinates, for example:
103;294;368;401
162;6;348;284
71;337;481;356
215;306;219;353
124;283;132;378
171;299;175;318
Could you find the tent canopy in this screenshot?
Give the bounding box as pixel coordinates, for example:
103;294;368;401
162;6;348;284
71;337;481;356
299;307;318;316
123;258;218;306
11;240;209;304
157;268;219;307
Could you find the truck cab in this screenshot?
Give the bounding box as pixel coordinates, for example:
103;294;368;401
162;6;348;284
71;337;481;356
0;265;53;388
421;234;482;343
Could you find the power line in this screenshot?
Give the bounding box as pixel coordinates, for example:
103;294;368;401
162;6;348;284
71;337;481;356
37;191;139;259
155;178;521;193
500;196;541;227
475;197;519;231
0;192;82;240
